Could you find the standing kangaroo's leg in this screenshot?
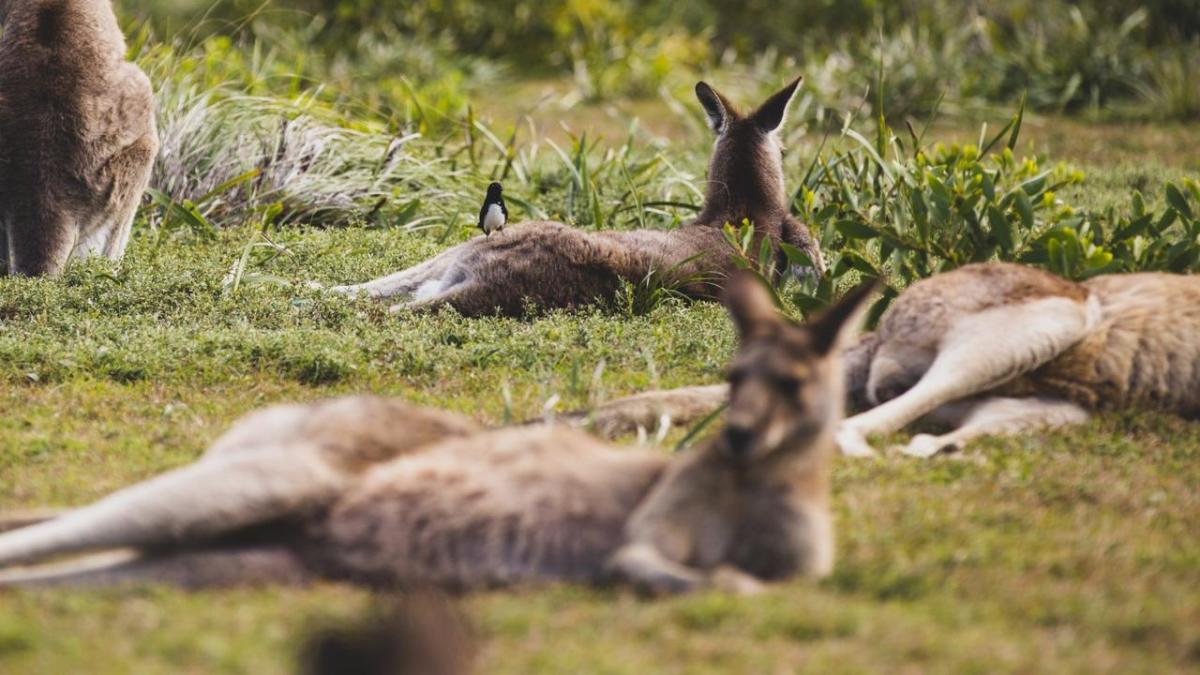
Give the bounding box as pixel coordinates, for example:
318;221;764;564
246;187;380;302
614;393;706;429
0;221;9;275
837;295;1099;457
7;209;76;277
98;132;158;261
327;244;469;299
899;396;1090;458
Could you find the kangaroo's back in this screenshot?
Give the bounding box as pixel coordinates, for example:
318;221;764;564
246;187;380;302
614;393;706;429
0;0;157;276
1007;273;1200;416
306;426;668;588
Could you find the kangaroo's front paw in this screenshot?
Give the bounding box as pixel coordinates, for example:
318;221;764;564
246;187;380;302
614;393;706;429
899;433;956;458
836;425;877;458
607;544;704;596
708;566;766;596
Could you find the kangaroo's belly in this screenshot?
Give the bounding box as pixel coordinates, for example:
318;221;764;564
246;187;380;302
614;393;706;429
303;427;667;588
1009;273;1200;415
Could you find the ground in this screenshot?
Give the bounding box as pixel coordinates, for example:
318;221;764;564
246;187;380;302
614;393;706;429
0;108;1198;673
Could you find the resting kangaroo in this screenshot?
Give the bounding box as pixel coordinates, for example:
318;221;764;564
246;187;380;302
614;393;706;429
0;274;874;592
321;78;823;316
835;262;1200;457
582;263;1200;457
0;0;158;276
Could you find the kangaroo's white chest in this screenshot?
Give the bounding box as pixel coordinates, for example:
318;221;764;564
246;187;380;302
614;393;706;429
481;204;505;234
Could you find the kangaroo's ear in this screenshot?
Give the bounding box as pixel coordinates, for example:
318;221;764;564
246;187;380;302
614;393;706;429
724;272;781;339
807;279;880;355
695;82;737;135
751;76;803;133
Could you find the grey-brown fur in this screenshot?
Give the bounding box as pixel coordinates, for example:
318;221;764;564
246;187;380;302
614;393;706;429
0;0;157;276
323;78;823;317
837;262;1200;457
0;274;874;593
300;592;475;675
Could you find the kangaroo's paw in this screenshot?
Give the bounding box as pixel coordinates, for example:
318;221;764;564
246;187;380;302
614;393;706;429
835;425;877;458
329;285;374;297
897;433;959;458
708;566;766;596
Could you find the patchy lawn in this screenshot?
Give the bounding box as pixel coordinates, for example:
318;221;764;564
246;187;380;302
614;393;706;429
0;115;1198;674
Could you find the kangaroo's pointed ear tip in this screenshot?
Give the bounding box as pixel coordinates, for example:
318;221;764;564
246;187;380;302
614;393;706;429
722;269;763;297
695;81;714;97
723;272;781;335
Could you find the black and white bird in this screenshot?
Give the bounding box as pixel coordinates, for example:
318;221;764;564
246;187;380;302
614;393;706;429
477;182;507;236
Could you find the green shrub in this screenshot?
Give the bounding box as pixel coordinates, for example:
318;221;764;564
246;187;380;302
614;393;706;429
781;106;1200;320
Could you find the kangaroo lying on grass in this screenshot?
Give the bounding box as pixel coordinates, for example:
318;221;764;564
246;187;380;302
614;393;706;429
595;263;1200;458
0;0;158;276
321;78;823;316
837;262;1200;457
0;274;874;592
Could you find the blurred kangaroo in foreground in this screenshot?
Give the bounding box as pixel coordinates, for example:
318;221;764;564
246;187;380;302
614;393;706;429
0;274;874;593
320;78;823;316
0;0;158;276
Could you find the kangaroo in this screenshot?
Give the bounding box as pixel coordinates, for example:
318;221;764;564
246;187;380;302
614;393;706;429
0;0;158;276
320;78;823;317
833;262;1200;457
301;592;475;675
0;274;874;593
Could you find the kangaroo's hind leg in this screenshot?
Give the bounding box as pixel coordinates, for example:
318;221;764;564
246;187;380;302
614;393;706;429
899;396;1090;458
325;244;469;300
0;443;344;569
0;544;311;589
837;295;1099;457
390;277;509;318
96;132;158;262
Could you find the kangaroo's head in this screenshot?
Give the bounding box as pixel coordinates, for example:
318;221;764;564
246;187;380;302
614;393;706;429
718;273;876;463
695;77;802;230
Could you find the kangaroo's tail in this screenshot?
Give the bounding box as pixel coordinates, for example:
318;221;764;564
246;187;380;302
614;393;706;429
555;384;729;439
0;446;344;569
843;331;881;412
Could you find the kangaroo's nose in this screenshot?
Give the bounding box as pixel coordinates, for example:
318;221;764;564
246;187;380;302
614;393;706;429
723;425;755;456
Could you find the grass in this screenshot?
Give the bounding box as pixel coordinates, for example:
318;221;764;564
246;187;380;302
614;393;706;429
1;81;1199;674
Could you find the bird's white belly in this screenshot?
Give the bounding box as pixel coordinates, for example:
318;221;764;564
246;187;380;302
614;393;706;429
482;204;505;233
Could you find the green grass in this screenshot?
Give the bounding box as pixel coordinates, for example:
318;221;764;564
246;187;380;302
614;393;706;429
1;102;1199;674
